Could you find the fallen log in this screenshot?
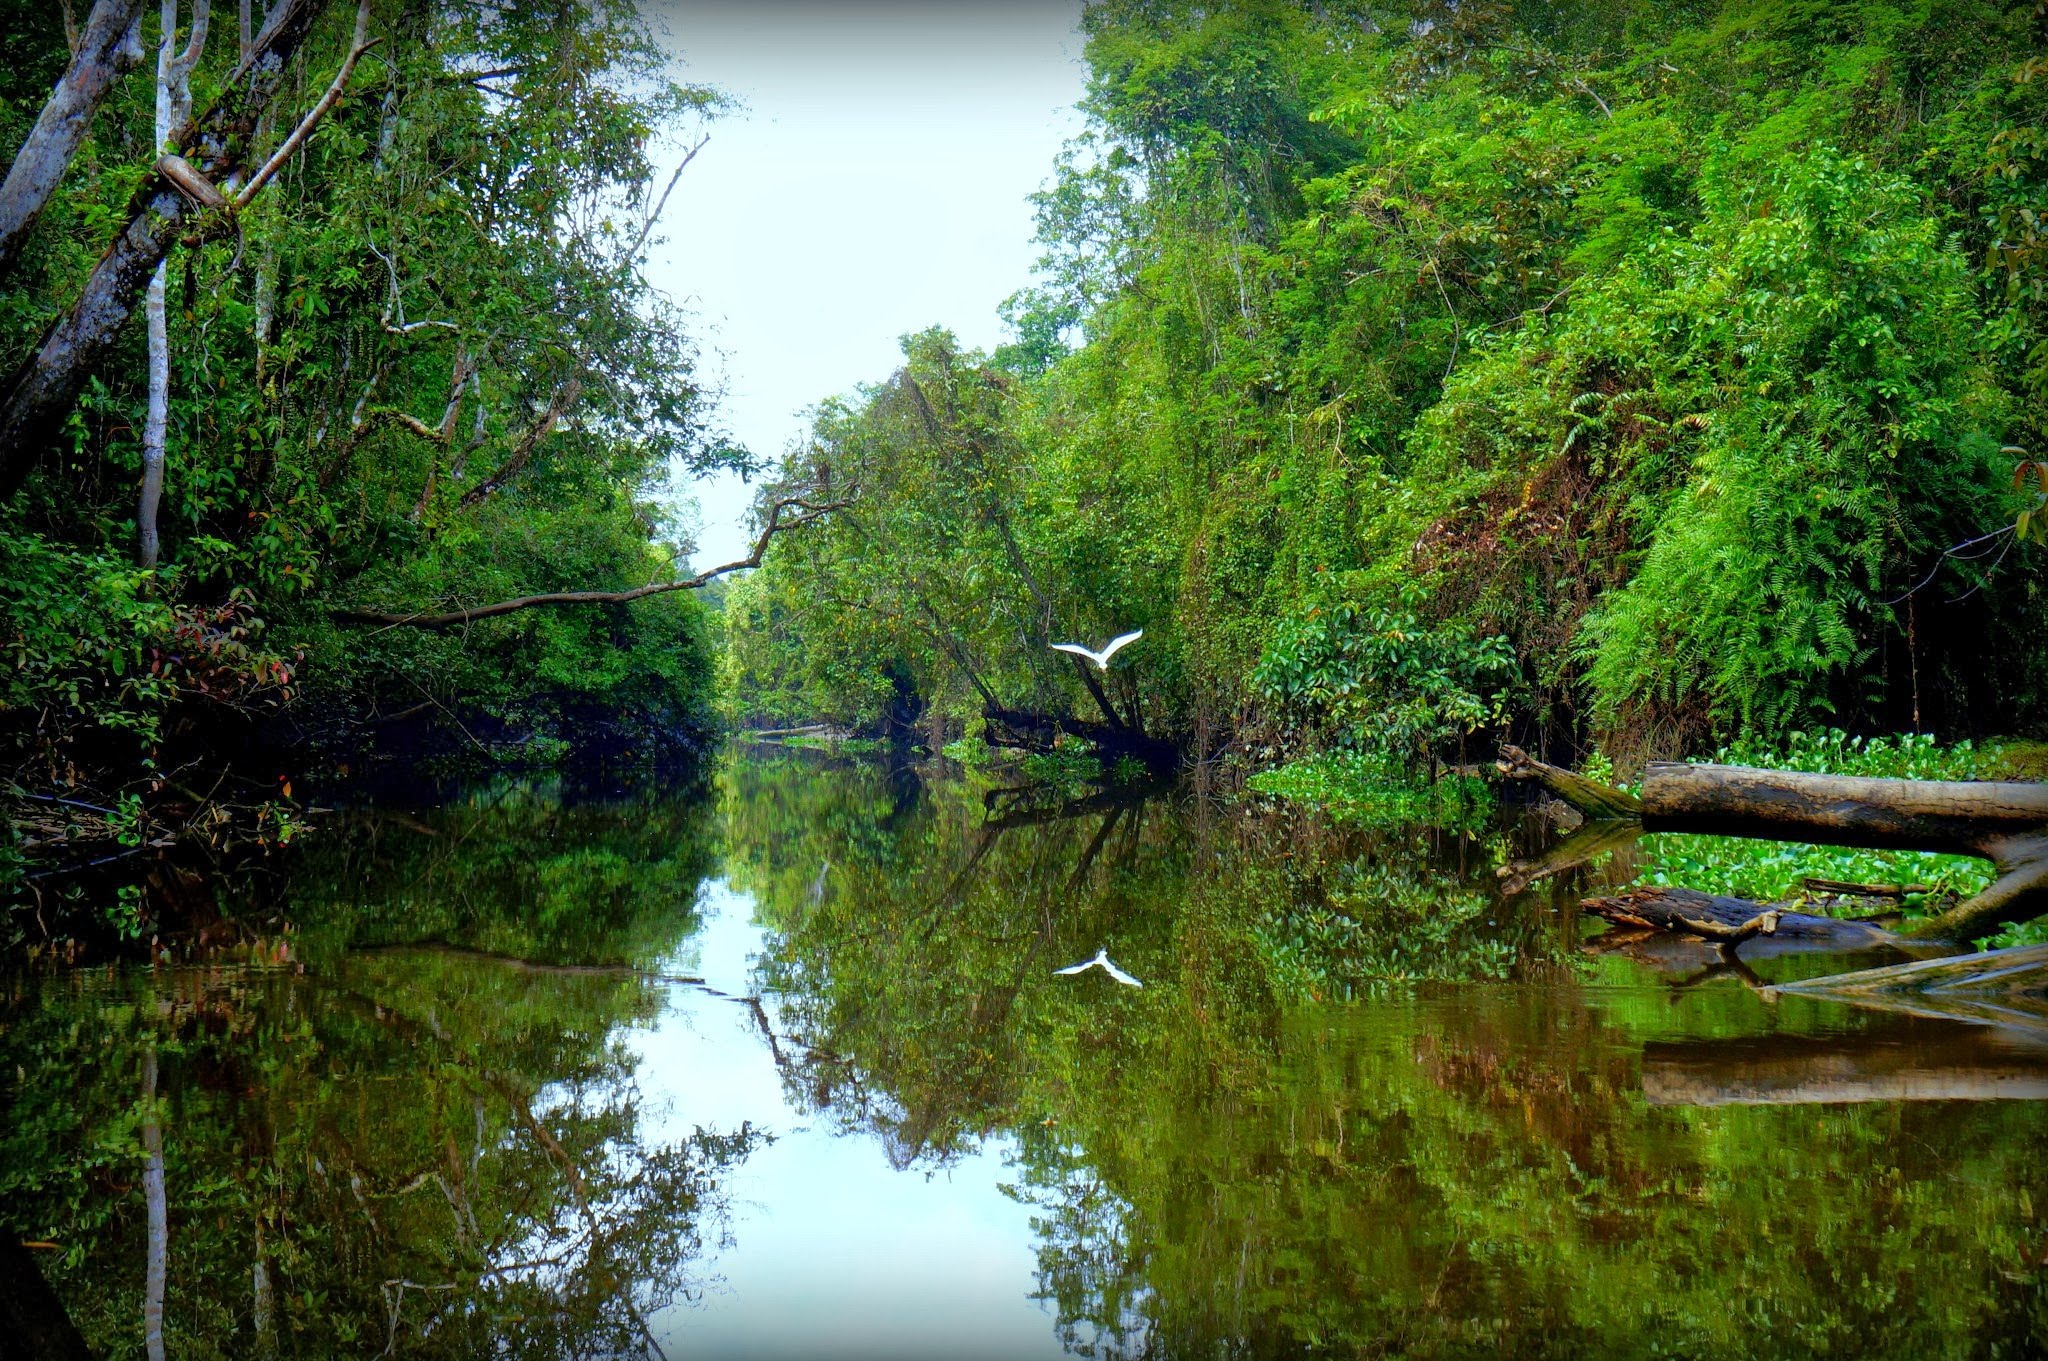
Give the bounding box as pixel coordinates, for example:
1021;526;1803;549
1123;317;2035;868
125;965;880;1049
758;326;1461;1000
1505;747;2048;944
1495;746;1642;820
1639;764;2048;943
1582;886;1898;950
1641;762;2048;850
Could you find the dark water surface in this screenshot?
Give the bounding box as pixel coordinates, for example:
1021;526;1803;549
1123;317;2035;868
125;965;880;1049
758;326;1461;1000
5;753;2048;1358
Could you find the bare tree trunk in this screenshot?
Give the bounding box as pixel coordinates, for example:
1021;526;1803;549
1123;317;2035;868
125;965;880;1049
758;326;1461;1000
0;0;147;280
0;0;334;500
140;0;209;569
141;1046;168;1361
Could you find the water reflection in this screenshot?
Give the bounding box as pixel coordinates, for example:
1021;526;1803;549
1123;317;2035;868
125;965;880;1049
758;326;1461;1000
4;753;2048;1357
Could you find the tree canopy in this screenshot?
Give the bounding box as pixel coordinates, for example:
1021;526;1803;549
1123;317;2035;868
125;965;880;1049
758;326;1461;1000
727;0;2048;764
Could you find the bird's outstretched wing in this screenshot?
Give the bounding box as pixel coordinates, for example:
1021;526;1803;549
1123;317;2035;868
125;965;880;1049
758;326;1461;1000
1049;642;1102;665
1053;956;1099;976
1099;956;1143;987
1098;629;1144;663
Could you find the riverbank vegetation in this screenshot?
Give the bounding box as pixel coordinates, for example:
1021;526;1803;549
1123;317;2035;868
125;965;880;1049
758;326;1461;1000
1;0;748;835
725;0;2048;776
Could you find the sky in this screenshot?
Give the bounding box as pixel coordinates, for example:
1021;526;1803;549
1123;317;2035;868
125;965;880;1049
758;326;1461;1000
641;1;1090;569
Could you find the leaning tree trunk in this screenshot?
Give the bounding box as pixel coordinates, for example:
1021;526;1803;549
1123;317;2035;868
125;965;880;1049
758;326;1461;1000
0;0;147;281
0;0;333;499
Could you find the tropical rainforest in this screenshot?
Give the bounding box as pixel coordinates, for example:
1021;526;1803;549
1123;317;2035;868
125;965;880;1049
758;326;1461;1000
726;0;2048;773
3;0;2048;836
1;0;745;821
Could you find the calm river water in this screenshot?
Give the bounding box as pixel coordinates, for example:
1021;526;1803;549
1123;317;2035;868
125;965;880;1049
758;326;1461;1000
5;751;2047;1358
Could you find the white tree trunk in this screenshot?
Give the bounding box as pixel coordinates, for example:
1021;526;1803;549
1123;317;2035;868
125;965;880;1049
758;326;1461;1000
141;1047;167;1361
138;0;207;568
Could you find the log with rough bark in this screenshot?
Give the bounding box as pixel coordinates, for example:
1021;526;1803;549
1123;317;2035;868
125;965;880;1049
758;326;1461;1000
1639;763;2048;944
1495;745;1642;820
1582;886;1899;949
1506;747;2048;945
1639;762;2048;851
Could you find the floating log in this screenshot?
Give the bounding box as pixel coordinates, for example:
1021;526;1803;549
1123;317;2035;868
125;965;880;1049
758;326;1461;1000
1642;1025;2048;1106
1583;886;1898;949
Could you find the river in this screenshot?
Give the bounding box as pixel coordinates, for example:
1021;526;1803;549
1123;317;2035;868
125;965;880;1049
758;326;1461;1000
4;751;2047;1358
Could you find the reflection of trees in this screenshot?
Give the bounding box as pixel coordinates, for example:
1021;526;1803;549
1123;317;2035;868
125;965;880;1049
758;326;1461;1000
1;777;761;1357
726;754;1170;1168
725;754;2048;1359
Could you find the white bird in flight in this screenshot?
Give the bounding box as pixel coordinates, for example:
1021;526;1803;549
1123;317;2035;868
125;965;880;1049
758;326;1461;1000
1054;949;1143;987
1050;629;1143;670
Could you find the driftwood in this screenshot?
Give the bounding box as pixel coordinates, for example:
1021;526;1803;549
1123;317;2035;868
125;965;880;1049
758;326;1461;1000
1582;886;1898;950
1506;747;2048;944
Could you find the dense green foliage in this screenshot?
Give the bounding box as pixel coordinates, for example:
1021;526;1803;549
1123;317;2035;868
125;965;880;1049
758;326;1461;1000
0;782;749;1357
727;0;2048;763
0;1;737;795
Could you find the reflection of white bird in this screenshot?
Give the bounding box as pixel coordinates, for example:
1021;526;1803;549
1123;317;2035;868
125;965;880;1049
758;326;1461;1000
1050;630;1143;670
1054;948;1143;987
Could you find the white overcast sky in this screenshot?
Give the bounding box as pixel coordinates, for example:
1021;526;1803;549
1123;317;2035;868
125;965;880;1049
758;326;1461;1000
641;0;1089;568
